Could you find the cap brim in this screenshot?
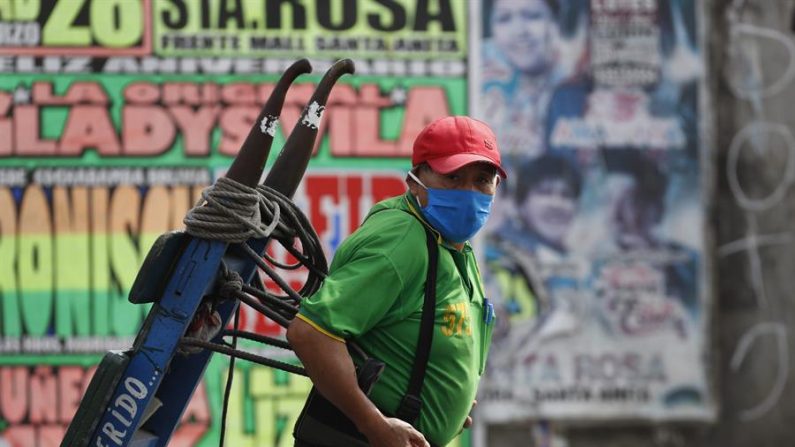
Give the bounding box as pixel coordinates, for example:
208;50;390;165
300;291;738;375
427;153;507;179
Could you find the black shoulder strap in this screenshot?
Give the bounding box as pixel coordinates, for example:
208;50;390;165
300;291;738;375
395;226;438;424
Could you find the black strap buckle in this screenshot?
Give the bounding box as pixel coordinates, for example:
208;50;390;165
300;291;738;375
396;394;423;424
356;358;385;395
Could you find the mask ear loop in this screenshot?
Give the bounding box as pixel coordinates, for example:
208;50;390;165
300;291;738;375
407;170;428;190
407;170;428;208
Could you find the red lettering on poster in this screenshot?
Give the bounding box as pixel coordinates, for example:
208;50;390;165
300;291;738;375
171;382;211;446
221;83;258;105
33;82;109;106
0;92;11;156
59;106;121;156
305;175;338;242
29;367;57;424
171;106;221;156
3;426;35;447
0;367;27;424
14;106;57;155
123;106;177;156
371;176;407;203
58;367;84;423
0;366;210;446
219;106;259;155
1;81;451;159
124;82;161;104
163;83;203;106
346;176;364;235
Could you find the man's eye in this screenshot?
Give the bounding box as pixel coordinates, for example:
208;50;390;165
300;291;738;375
494;12;511;24
522;11;544;21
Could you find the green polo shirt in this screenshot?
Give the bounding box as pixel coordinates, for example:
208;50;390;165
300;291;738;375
297;193;494;446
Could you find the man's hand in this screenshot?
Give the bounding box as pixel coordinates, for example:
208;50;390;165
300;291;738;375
288;318;429;447
361;415;430;447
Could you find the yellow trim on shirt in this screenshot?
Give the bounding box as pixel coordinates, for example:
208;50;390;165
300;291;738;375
403;195;444;245
295;313;346;343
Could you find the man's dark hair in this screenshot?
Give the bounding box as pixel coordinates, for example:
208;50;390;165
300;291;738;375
544;0;560;14
412;162;431;174
515;153;582;204
482;0;560;38
604;149;669;218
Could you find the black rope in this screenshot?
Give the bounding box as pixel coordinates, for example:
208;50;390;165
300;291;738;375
219;305;239;447
247;273;297;323
222;329;292;350
241;283;299;316
180;337;307;376
179;182;326;447
283;242;328;278
234;287;293;328
254;185;327;296
239;243;305;303
176;154;329;447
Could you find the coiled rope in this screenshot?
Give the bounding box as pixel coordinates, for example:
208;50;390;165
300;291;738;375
179;175;327;367
180;175;329;447
184;175;327;302
184;176;282;243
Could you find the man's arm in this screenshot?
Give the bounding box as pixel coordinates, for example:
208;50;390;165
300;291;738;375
286;317;429;447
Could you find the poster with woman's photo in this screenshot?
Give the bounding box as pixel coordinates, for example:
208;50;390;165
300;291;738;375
477;0;713;421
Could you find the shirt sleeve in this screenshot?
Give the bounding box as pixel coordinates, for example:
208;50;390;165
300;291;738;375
297;250;405;340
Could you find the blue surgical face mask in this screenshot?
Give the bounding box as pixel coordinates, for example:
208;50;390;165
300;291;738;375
408;171;494;243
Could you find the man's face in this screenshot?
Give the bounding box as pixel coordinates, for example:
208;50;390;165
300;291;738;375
409;162;499;207
491;0;557;75
519;177;577;246
610;176;661;249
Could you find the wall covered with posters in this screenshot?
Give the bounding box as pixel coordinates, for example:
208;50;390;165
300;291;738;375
476;0;713;423
0;0;716;444
0;0;471;446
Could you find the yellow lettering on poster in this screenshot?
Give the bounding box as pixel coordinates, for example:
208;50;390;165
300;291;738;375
91;187;110;336
109;186;143;335
53;187;91;337
18;186;53;336
0;188;20;336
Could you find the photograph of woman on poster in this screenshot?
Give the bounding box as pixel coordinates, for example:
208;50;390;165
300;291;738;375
481;0;564;172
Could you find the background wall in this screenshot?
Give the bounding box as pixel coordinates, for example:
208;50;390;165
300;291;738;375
0;1;470;445
486;0;795;445
1;0;795;445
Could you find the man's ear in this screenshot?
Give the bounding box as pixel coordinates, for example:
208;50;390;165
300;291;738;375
407;165;424;188
406;172;419;195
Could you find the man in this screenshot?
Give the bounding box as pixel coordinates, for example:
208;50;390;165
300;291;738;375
287;116;505;447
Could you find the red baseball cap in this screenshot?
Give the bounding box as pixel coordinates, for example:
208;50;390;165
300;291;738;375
412;116;507;178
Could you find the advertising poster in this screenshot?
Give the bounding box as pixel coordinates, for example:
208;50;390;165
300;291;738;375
0;0;471;445
478;0;713;421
